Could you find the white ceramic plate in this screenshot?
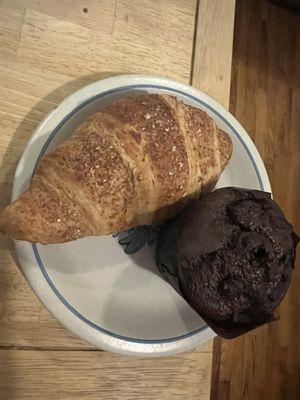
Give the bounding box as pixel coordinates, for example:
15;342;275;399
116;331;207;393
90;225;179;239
13;75;271;356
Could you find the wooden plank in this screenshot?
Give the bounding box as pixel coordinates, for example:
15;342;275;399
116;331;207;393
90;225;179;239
0;348;212;400
192;0;236;108
211;1;300;399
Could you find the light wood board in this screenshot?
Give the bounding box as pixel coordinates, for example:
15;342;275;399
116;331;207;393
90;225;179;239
192;0;236;108
0;348;212;400
0;0;235;398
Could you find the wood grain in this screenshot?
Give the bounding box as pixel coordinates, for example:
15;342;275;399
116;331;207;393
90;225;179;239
0;348;212;400
0;0;235;398
211;1;300;399
192;0;236;108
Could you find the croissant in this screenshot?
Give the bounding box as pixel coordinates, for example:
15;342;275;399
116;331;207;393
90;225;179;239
0;94;232;244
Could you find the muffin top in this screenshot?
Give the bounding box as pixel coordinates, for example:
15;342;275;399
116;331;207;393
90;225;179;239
157;187;299;338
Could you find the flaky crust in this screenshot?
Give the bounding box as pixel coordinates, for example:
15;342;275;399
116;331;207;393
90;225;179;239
0;94;232;243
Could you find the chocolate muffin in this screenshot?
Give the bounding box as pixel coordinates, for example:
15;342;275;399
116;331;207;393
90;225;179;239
156;187;299;338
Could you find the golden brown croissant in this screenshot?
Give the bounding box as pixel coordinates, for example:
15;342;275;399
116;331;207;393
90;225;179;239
0;94;232;244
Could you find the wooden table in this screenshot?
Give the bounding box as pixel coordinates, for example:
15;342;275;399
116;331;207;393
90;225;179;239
0;1;235;399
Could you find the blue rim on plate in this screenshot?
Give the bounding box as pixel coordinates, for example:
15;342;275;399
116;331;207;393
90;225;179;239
31;84;265;344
